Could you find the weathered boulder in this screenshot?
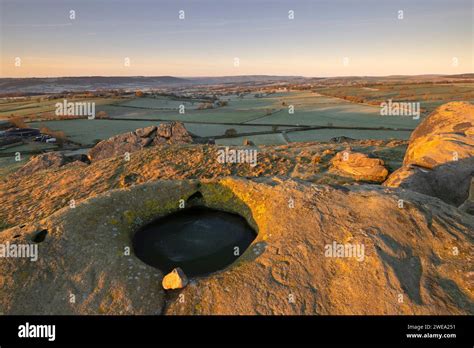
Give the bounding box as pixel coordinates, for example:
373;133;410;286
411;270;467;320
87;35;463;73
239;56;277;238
0;178;472;315
384;102;474;206
403;102;474;168
162;268;189;290
330;150;388;182
14;152;70;177
135;126;157;138
156;123;172;138
87;122;192;162
87;132;144;162
156;122;193;144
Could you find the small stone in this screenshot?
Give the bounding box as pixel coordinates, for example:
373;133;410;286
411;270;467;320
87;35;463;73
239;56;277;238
162;267;189;290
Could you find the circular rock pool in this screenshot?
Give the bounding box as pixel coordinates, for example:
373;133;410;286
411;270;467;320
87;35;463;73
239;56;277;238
132;207;257;277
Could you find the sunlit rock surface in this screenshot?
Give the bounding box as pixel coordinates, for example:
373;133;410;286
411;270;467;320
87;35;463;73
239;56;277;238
384;102;474;206
162;268;189;290
0;178;472;315
329;150;389;183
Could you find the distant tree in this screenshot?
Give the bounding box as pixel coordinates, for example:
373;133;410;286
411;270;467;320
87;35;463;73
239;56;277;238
10;116;28;128
224;128;237;137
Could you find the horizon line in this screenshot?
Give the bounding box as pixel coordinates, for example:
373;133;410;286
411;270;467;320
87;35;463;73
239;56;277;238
1;73;473;79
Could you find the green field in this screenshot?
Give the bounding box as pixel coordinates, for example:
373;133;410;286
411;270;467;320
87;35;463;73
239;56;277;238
29;119;163;145
316;82;474;115
28;119;289;145
24;91;419;146
286;128;412;142
5;86;471;147
216;133;288;146
117;96;199;110
245;92;420;129
0;97;122;119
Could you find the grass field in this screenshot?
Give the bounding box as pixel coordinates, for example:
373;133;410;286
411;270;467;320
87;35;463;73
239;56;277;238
286;128;412;142
315;82;474;115
117;96;199;110
216;133;287;146
4;84;471;147
28;119;290;145
28;119;162;145
0;97;122;119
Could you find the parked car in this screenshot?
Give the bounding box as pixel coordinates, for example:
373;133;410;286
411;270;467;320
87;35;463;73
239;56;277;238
34;135;51;142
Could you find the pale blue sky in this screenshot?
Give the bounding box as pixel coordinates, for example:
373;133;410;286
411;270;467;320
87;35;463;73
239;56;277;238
1;0;472;77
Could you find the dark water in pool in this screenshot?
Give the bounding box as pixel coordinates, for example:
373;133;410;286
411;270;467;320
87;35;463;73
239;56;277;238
132;207;257;277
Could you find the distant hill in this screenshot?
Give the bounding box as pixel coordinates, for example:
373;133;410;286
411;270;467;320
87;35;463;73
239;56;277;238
0;76;192;94
186;75;306;84
0;75;306;94
0;73;472;94
445;73;474;79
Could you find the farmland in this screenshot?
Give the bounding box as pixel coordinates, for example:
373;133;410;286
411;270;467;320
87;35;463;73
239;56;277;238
1;79;472;161
18;90;418;147
316;82;474;115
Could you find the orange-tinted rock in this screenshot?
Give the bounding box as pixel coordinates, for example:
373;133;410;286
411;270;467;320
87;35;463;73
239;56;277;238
384;102;474;205
162;268;189;290
1;178;472;314
15;152;70;177
330;150;388;182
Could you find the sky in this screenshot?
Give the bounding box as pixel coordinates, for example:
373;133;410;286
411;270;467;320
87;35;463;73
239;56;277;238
0;0;472;77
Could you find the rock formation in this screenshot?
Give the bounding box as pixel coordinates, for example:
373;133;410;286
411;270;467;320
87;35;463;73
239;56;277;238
384;102;474;206
0;178;472;314
14;152;71;177
329;150;389;182
1;140;406;226
87;122;192;162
